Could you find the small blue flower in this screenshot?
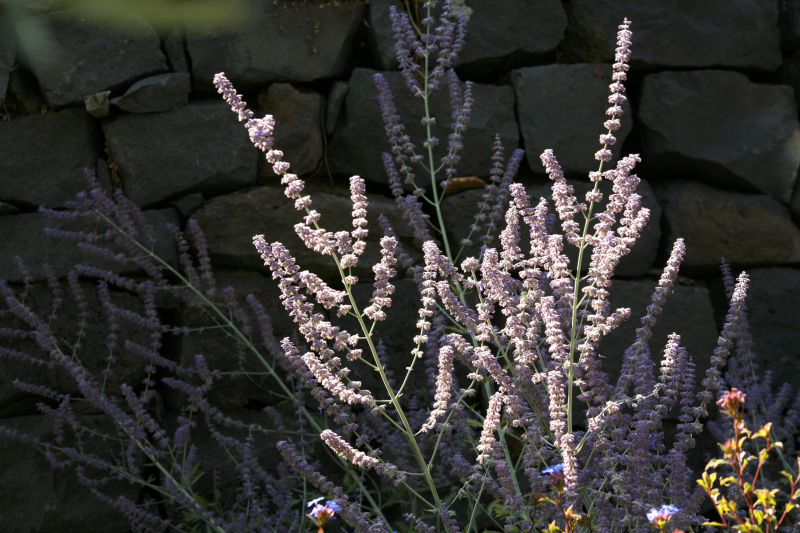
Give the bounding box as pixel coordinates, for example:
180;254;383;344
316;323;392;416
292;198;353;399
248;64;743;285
326;500;342;512
541;463;564;475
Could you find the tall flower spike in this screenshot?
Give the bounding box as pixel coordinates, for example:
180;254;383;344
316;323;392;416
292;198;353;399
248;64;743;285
541;149;582;246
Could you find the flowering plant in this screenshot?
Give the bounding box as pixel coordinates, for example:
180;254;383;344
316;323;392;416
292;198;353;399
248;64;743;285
212;2;752;532
0;2;764;533
698;388;800;532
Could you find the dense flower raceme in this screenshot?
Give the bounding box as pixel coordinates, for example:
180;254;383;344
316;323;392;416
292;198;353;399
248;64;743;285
211;9;758;533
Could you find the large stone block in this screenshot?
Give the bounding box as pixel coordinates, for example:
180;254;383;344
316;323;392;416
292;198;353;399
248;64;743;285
562;0;782;70
744;268;800;391
185;0;363;90
640;70;800;203
367;0;567;74
0;208;179;283
328;68;518;184
103;101;257;208
511;63;633;176
192;185;418;282
0;414;137;533
110;72;191;113
656;181;800;273
441;178;661;278
597;279;719;392
258;83;323;178
0;279;151;407
16;2;167;109
0;107;99;208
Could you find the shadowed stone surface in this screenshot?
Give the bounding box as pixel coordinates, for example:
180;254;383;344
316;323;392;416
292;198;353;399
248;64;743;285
103;101;257;207
0;279;151;406
329;68;518;184
193;185;418;281
0;208;179;282
781;0;800;52
164;28;189;73
4;68;45;116
640;70;800;203
657;181;800;272
562;0;781;70
511;63;633;175
0;107;99;208
185;0;363;90
178;268;295;410
598;279;719;386
791;185;800;225
326;80;348;135
745;268;800;391
110;72;191;113
16;2;167;109
0;17;14;104
442;178;661;277
367;0;567;74
258;83;323;177
0;414;138;533
0;201;20;215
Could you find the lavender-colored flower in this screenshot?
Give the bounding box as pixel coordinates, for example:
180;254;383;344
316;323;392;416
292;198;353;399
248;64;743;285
476;391;503;463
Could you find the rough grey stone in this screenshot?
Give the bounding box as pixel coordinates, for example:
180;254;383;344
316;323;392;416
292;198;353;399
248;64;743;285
110;72;191;113
94;157;114;195
562;0;782;70
103;101;257;207
0;201;19;215
511;64;633;175
0;208;179;283
453;0;566;74
366;0;401;70
0;17;14;104
745;268;800;391
326;80;348;135
0;279;151;406
192;185;418;281
4;67;44;116
170;192;204;217
258;83;323;177
329;68;518;184
597;279;719;387
441;178;660;277
178;268;295;410
781;0;800;52
367;0;567;75
164;28;189;73
84;90;110;118
185;0;363;90
0;414;138;533
640;70;800;204
0;107;99;208
656;181;800;272
16;2;168;109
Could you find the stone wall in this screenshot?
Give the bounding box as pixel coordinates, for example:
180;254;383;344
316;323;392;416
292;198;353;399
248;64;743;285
1;0;799;531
